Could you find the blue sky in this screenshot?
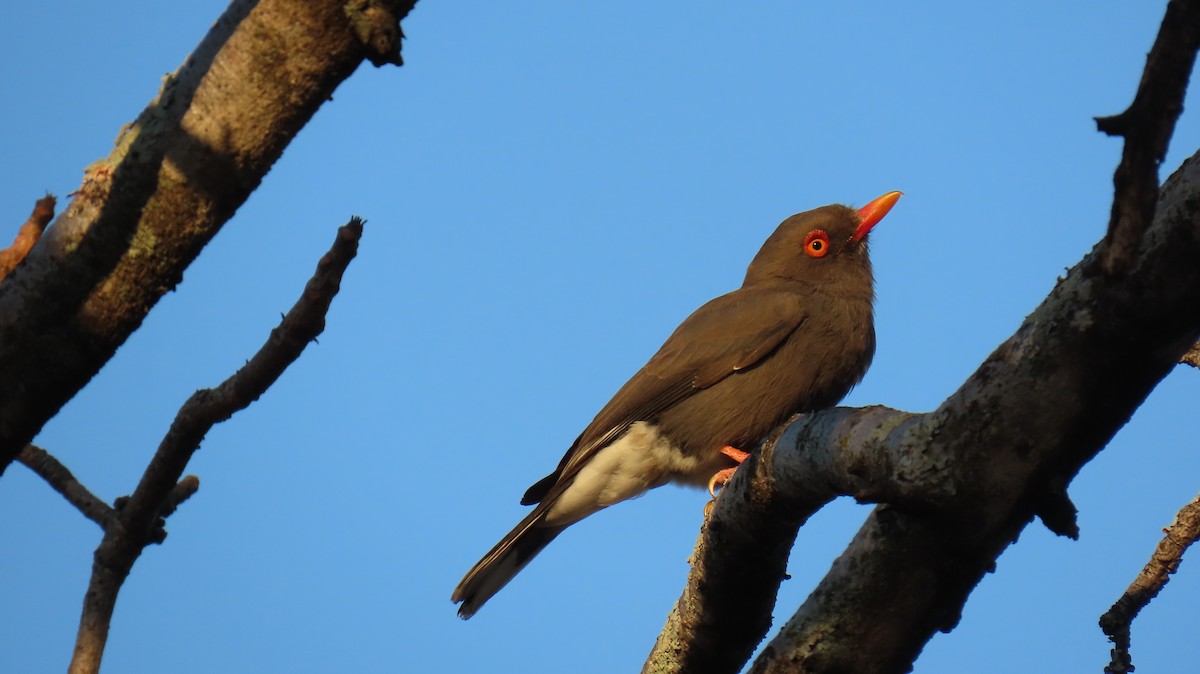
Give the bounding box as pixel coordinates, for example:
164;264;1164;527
2;2;1199;672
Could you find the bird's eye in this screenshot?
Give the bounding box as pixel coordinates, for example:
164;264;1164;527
804;230;830;258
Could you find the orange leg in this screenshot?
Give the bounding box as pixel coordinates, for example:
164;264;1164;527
707;446;751;497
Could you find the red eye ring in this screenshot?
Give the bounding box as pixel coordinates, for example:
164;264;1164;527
803;229;830;258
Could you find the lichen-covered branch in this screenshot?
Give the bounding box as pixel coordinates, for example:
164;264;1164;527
0;0;415;475
68;218;364;674
1100;492;1200;674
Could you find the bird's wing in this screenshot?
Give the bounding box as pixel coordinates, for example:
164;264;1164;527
522;287;806;504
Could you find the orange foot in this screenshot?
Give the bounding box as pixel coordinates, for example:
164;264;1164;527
707;446;751;497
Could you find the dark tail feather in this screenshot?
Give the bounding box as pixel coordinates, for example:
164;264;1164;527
452;507;565;619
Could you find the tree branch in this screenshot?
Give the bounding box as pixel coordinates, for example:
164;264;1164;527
16;444;113;529
1096;0;1200;276
646;149;1200;673
0;0;415;475
643;407;937;674
68;217;364;674
1099;492;1200;674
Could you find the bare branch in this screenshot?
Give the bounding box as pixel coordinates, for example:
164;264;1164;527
68;217;364;674
1100;492;1200;674
1096;0;1200;275
0;195;55;281
16;444;113;529
0;0;414;474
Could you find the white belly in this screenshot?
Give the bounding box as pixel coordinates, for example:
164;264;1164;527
542;421;711;526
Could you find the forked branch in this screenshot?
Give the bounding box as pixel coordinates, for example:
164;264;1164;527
68;218;364;674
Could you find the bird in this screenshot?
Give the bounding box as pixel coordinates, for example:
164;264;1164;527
452;191;902;619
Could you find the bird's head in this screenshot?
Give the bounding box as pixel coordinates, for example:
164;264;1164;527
742;191;902;289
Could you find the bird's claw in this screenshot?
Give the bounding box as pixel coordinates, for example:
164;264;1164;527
707;467;738;497
707;446;751;498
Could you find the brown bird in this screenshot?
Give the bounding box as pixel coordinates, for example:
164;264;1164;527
452;192;902;618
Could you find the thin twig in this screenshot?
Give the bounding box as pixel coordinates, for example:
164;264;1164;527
0;195;55;282
16;444;114;529
1100;493;1200;674
1096;0;1200;275
68;217;364;674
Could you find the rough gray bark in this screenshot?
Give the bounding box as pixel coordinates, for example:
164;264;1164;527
0;0;414;474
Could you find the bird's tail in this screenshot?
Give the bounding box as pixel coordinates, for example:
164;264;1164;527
452;506;565;619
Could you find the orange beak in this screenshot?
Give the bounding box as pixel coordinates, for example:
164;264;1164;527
852;191;903;242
